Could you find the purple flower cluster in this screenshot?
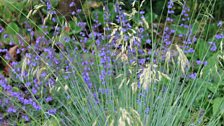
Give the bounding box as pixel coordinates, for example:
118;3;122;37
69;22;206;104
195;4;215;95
99;47;112;85
167;0;175;15
0;73;41;121
82;61;93;89
163;27;175;46
0;31;72;122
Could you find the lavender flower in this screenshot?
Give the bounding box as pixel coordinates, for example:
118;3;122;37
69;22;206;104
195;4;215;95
7;106;16;113
140;11;145;15
47;109;57;115
146;39;151;44
69;2;75;7
46;1;52;10
189;73;197;79
208;42;217;52
196;60;202;65
215;34;224;39
145;107;150;114
76;9;81;13
3;34;8;38
82;61;93;88
45;96;53;103
22;115;30;121
32;102;41;110
0;26;4;33
203;61;208;66
0;114;3;120
217;21;222;27
168;0;174;9
71;11;75;15
32;88;38;94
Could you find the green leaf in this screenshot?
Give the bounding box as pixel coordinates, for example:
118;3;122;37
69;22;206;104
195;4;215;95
12;87;20;92
108;3;116;21
170;24;188;35
50;0;59;7
43;118;60;126
4;0;26;12
69;21;82;34
144;12;158;24
202;52;220;76
6;22;19;34
204;23;218;38
195;38;209;60
191;22;200;34
207;84;218;93
86;38;95;50
132;12;157;25
212;97;224;115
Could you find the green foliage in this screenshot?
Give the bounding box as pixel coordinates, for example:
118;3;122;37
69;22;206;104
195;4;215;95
5;22;19;34
212;97;224;116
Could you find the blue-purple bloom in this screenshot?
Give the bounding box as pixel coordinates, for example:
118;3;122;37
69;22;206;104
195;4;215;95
46;1;52;10
145;107;150;114
69;2;75;7
45;96;53;102
140;11;145;15
217;21;222;27
208;42;217;52
196;60;202;65
47;109;57;115
215;34;224;39
0;26;4;33
32;102;41;110
3;34;8;38
82;61;93;88
146;39;151;44
22;115;30;121
7;106;16;113
189;73;197;79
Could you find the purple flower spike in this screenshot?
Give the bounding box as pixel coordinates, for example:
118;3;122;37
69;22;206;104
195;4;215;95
46;1;52;10
168;0;174;9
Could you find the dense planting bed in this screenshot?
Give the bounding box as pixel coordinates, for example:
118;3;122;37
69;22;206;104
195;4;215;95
0;0;224;125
